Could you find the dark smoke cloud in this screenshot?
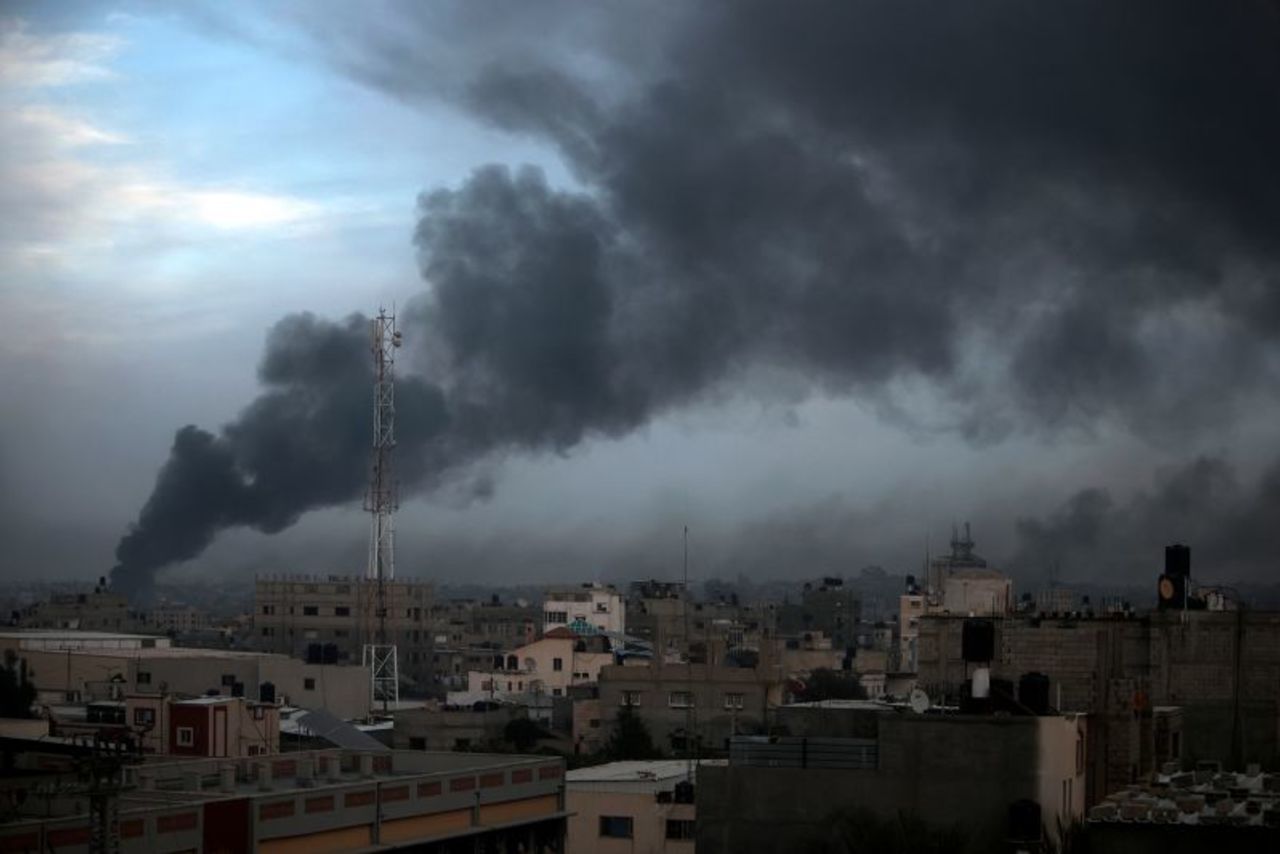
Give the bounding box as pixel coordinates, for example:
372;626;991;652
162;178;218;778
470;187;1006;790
1012;455;1280;582
111;314;448;597
114;1;1280;593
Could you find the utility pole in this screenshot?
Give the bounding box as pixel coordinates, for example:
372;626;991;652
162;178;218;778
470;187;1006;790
362;308;402;714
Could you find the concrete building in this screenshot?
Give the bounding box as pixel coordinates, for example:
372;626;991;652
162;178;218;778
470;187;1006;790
14;587;144;633
543;583;625;636
0;749;567;853
168;696;281;758
698;706;1088;852
253;574;433;689
393;704;527;752
1;630;372;720
143;604;212;636
565;760;699;854
777;577;861;655
916;608;1280;805
898;589;925;672
598;661;785;754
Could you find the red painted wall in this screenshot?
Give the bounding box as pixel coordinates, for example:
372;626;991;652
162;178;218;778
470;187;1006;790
169;704;209;756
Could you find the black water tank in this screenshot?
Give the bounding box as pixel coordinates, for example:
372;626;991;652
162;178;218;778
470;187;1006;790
1009;799;1042;842
962;618;995;662
1165;544;1190;579
1019;672;1051;715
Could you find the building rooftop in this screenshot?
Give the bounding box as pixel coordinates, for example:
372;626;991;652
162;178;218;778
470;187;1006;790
0;630;165;643
566;759;724;793
1089;766;1280;827
567;760;695;784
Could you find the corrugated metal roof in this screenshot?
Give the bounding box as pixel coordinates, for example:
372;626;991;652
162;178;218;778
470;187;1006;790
291;708;388;751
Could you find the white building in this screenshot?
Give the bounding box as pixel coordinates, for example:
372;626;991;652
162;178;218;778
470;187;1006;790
543;583;625;636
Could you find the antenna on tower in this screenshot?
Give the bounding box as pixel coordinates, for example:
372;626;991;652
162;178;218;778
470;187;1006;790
362;307;402;714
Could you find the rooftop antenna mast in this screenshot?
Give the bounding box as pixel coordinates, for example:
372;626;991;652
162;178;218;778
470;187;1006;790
683;525;696;782
362;307;402;713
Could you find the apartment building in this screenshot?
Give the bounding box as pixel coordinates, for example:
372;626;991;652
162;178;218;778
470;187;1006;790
253;574;433;687
543;583;625;635
598;661;785;754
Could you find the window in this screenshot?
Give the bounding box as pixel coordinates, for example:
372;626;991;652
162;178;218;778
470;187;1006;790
261;627;274;636
176;726;194;747
134;708;155;726
1171;732;1181;760
596;602;609;613
621;690;641;707
261;605;274;615
552;688;562;697
136;671;151;685
334;629;349;638
544;611;568;624
724;692;745;710
302;606;318;616
666;819;696;840
589;718;600;728
334;606;350;617
668;691;693;709
599;816;633;839
553;657;563;672
304;678;316;691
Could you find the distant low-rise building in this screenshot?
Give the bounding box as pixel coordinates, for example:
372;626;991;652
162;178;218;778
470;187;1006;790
598;661;785;754
1;630;372;719
253;573;433;690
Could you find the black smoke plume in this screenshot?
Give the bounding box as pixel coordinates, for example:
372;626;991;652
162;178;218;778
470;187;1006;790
110;315;448;598
1012;455;1280;581
114;1;1280;594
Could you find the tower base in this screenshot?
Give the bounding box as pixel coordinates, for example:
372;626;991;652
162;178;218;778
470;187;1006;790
362;643;400;712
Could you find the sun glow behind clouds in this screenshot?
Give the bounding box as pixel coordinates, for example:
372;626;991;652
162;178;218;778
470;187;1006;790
187;190;319;230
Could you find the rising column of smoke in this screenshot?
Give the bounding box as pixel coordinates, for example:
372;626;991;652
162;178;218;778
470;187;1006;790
110;314;448;598
113;1;1280;594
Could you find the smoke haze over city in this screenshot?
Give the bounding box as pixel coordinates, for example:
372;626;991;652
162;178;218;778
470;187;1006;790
2;1;1279;595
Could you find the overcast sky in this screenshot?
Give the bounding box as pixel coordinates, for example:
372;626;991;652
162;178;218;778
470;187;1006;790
3;1;1278;595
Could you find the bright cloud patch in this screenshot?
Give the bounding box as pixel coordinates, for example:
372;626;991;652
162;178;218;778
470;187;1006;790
0;21;120;87
187;190;319;230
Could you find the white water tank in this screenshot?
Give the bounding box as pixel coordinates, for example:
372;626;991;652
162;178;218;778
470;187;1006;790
972;667;991;699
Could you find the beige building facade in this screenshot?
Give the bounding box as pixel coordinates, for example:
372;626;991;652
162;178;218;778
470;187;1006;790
566;760;698;854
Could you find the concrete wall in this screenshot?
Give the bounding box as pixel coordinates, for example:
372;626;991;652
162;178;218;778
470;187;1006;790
698;713;1086;854
599;662;784;753
566;789;694;854
917;610;1280;800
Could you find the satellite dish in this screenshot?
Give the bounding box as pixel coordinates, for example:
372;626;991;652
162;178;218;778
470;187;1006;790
909;687;931;714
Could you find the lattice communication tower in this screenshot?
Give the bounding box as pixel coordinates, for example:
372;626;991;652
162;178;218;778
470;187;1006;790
362;307;402;711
